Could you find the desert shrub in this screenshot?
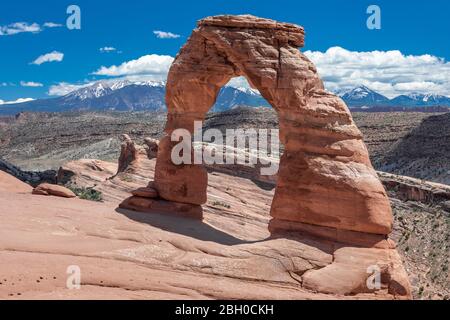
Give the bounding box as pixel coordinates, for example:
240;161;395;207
69;186;103;202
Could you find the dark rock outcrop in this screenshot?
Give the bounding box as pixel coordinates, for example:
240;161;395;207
0;158;56;186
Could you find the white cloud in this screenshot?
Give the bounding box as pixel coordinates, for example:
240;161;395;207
99;46;117;53
20;81;43;87
48;82;93;96
153;30;180;39
43;22;62;28
48;47;450;99
0;22;41;36
304;46;450;98
31;51;64;65
0;21;63;36
0;98;35;105
92;54;174;77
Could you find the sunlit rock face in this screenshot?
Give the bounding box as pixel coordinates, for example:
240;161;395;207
153;14;392;242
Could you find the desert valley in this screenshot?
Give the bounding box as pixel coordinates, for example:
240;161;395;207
1;107;449;300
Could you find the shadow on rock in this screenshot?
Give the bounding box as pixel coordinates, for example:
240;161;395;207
115;207;257;246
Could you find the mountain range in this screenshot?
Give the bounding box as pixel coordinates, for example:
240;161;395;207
0;81;449;115
338;85;450;107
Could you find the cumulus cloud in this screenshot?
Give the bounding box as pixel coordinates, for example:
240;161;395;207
99;46;117;53
92;54;174;77
31;51;64;65
0;21;62;36
304;46;450;98
0;97;35;105
153;30;180;39
20;81;43;87
0;22;41;36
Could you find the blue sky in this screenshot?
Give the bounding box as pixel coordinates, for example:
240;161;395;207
0;0;449;102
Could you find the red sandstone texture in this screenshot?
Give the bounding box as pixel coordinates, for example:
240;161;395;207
0;170;32;193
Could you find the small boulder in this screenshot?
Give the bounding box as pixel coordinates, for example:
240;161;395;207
32;183;76;198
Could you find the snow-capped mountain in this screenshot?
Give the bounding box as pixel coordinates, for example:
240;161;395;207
213;86;269;111
63;80;166;101
390;93;450;107
0;80;269;115
1;81;449;115
337;85;390;106
336;86;450;108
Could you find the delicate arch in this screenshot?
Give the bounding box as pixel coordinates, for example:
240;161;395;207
153;15;393;245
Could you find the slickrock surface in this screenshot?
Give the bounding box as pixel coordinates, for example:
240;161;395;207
0;162;410;299
0;170;32;193
153;14;393;241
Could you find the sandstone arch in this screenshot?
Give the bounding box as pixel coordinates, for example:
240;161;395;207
152;15;393;245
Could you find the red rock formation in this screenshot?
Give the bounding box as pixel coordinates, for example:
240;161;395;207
117;135;160;176
117;134;140;174
149;15;392;241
